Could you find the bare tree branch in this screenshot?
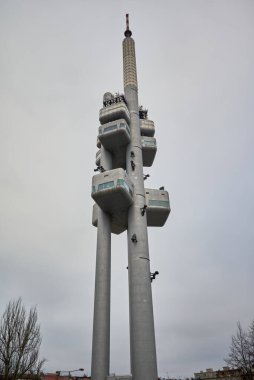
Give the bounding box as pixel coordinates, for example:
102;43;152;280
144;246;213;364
0;298;45;380
225;321;254;380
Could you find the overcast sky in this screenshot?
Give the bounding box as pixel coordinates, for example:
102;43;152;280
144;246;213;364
1;0;254;378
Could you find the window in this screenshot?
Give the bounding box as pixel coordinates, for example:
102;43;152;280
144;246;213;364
92;186;96;194
103;124;117;133
120;122;130;134
143;140;156;146
116;179;133;197
98;181;114;191
148;200;169;207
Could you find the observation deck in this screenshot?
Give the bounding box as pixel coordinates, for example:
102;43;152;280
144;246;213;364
98;119;130;151
145;188;170;226
140;119;155;137
141;137;157;166
92;185;170;232
99;93;130;125
92;168;133;214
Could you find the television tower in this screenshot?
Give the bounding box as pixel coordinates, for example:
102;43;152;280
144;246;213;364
91;15;170;380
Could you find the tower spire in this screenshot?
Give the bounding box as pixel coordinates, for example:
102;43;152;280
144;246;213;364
124;13;132;37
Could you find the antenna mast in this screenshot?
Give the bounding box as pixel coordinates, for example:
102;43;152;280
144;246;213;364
124;13;132;37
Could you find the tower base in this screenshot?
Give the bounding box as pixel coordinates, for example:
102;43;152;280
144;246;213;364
107;375;132;380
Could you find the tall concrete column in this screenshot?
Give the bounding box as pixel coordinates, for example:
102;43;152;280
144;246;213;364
123;26;158;380
91;147;112;380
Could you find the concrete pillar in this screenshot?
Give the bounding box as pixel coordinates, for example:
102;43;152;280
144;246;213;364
91;147;112;380
123;35;158;380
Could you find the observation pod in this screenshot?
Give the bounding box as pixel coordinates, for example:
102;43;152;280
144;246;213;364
145;188;171;226
92;168;133;214
140;119;155;137
99;99;130;125
141;136;157;167
99;119;130;151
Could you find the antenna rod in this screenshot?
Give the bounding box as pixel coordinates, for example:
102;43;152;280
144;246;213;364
124;13;132;37
126;14;129;30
